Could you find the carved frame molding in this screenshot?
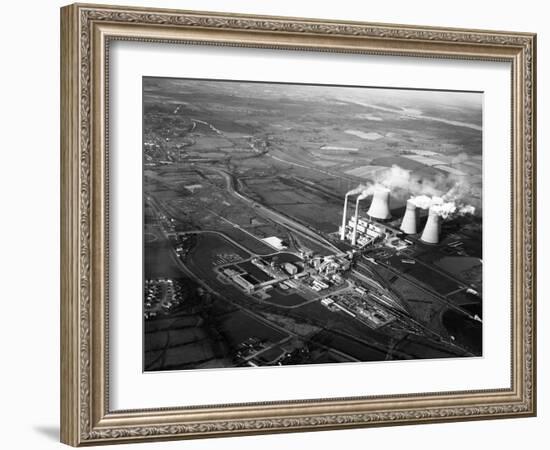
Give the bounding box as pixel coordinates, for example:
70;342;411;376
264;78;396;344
60;3;536;446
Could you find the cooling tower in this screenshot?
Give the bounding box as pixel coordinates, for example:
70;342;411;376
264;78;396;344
400;199;418;235
367;188;391;220
420;207;440;244
340;193;350;240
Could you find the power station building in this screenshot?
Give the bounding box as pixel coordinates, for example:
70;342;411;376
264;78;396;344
340;186;393;247
283;262;298;275
342;217;386;247
340;186;444;247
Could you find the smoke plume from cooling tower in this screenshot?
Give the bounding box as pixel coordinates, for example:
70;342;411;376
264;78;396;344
348;164;471;201
408;194;475;219
345;159;477;224
409;194;433;210
459;205;476;215
373;163;478;207
430;197;457;219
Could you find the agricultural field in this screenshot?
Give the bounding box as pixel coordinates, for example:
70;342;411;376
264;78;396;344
142;77;483;371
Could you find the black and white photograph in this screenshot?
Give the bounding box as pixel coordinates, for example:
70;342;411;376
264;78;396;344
142;77;483;372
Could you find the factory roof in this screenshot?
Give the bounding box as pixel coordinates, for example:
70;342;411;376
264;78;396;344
261;236;287;250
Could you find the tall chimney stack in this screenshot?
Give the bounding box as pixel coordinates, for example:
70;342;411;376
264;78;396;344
351;196;361;246
420;207;440;244
340;193;350;240
400;199;418;234
351;192;369;246
367;188;391;220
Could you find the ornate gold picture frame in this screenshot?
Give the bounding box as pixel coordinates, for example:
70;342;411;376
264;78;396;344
60;3;536;446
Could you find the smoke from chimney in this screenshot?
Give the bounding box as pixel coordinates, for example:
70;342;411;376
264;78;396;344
341;184;371;241
346;185;368;196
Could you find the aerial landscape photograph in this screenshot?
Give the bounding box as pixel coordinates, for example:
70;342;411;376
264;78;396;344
142;77;483;372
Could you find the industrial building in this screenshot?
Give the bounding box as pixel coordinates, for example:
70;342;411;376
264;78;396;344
232;274;256;293
340;186;394;246
343;216;387;247
340;185;445;246
283;262;298;275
